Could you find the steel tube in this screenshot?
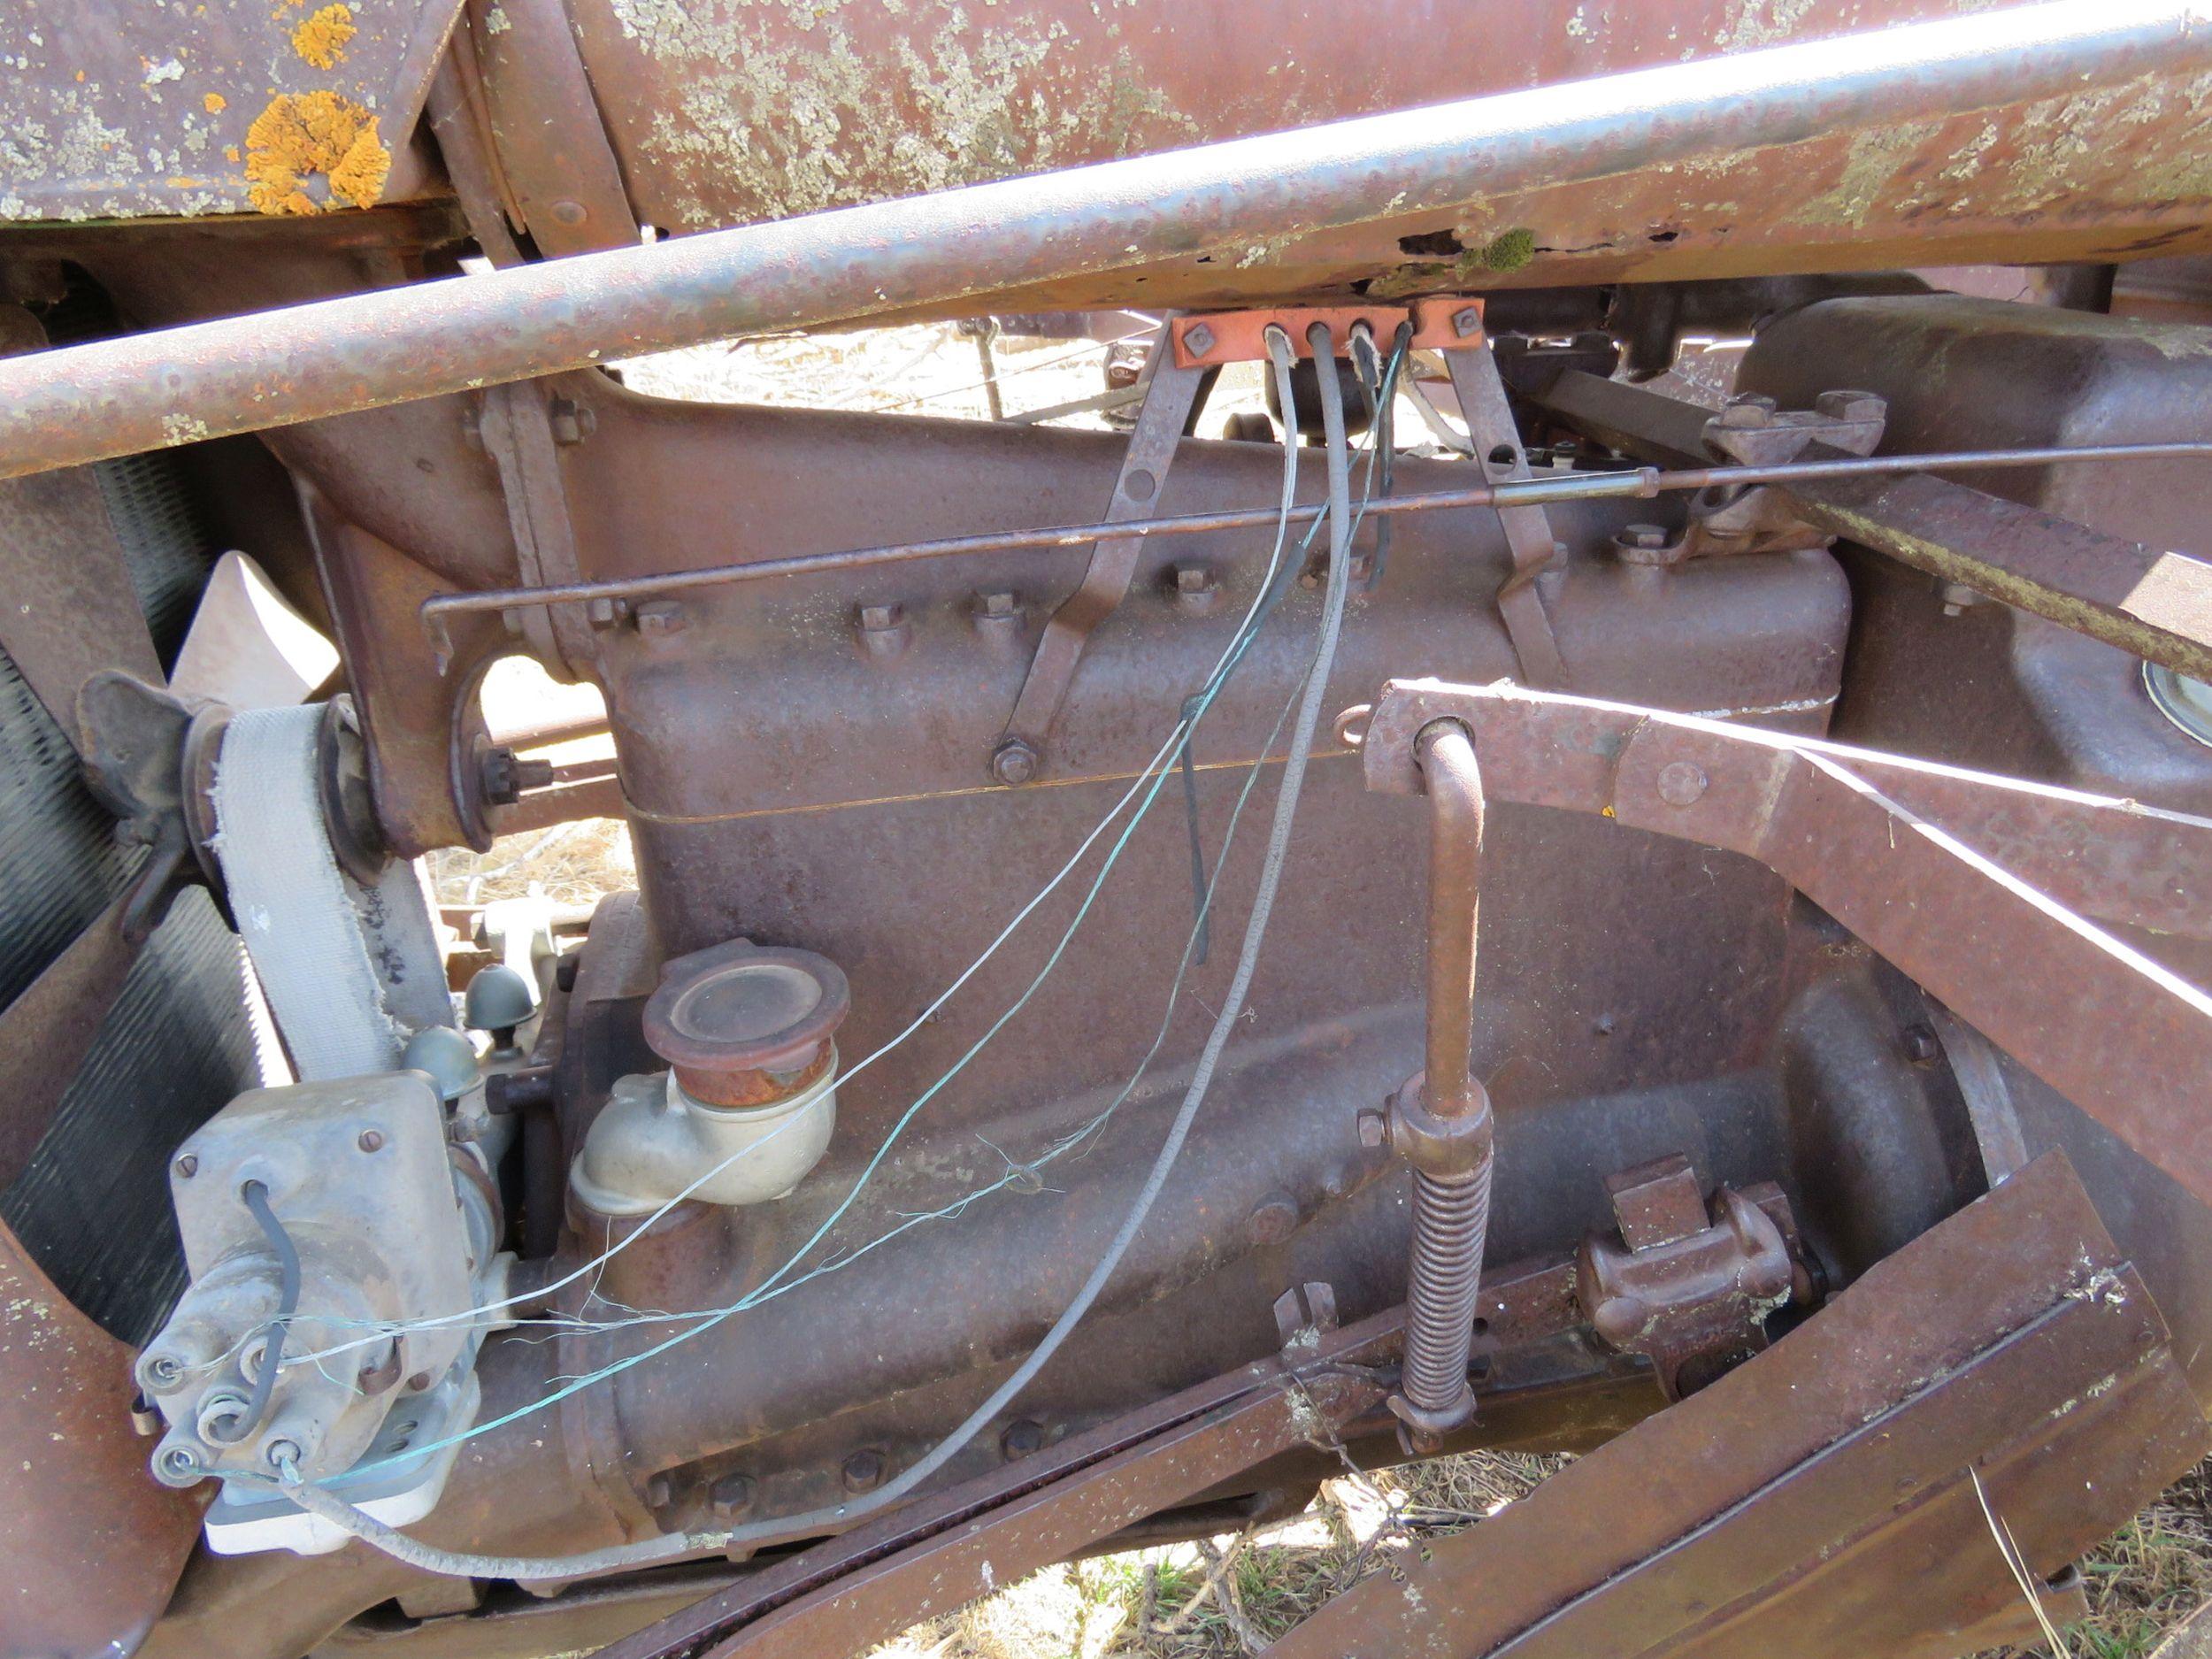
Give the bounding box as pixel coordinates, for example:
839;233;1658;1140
1420;724;1486;1121
3;1;2207;482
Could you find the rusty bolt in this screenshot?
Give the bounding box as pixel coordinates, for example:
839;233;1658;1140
635;601;687;638
1182;321;1217;358
1655;761;1709;808
1717;393;1777;430
1616;523;1671;552
1000;1419;1046;1460
991;738;1040;787
841;1448;886;1493
1247;1190;1301;1246
1451;306;1483;339
173;1154;197;1179
1815;388;1887;425
710;1471;757;1517
1356;1107;1389;1149
1902;1024;1942;1066
1170;563;1218;612
547;397;596;445
977;590;1018;618
479;745;555;806
407;1371;434;1393
548;199;588;228
645;1473;672;1509
856;602;911;660
585;595;628;628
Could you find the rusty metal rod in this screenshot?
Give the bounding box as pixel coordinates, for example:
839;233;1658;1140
2;1;2206;482
1392;721;1495;1441
418;442;2212;665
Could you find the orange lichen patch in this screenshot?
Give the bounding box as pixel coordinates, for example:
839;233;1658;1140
225;145;242;162
244;90;389;215
291;4;357;70
203;92;227;113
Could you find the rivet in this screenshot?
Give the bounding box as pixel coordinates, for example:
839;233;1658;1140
1655;761;1709;808
549;199;588;227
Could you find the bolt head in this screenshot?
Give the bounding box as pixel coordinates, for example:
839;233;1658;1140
1815;388;1887;425
358;1128;385;1153
1183;321;1217;357
858;603;902;632
1717;394;1777;430
1902;1024;1942;1066
1619;523;1670;551
645;1473;673;1509
1655;760;1709;808
991;739;1039;787
1452;306;1483;339
710;1471;757;1517
584;595;626;627
173;1154;198;1179
1356;1107;1389;1149
1247;1191;1301;1246
635;601;687;638
978;590;1018;618
841;1448;886;1492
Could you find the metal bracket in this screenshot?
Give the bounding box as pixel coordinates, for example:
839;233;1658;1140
476;378;603;683
991;327;1207;783
1443;346;1570;687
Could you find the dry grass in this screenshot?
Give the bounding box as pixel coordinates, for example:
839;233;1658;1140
434;324;2212;1659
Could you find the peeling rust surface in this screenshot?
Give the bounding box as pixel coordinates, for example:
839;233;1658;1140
554;0;2212;302
0;0;462;220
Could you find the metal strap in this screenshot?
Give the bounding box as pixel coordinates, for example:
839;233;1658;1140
995;333;1208;775
477;379;600;680
1446;348;1569;687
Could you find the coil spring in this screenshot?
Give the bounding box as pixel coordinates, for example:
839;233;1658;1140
1402;1162;1493;1418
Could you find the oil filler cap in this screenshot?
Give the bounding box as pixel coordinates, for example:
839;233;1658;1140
642;941;849;1107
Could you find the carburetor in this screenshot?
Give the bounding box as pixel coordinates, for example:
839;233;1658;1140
135;1064;509;1554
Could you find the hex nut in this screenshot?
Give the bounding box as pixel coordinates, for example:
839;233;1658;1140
1356;1107;1389;1149
1902;1024;1942;1066
991;738;1040;787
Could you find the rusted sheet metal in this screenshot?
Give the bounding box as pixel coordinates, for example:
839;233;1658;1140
1361;678;2212;1205
0;1214;208;1658
3;1;2207;482
1264;1152;2208;1659
0;0;461;222
1788;470;2212;681
553;0;2212;310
